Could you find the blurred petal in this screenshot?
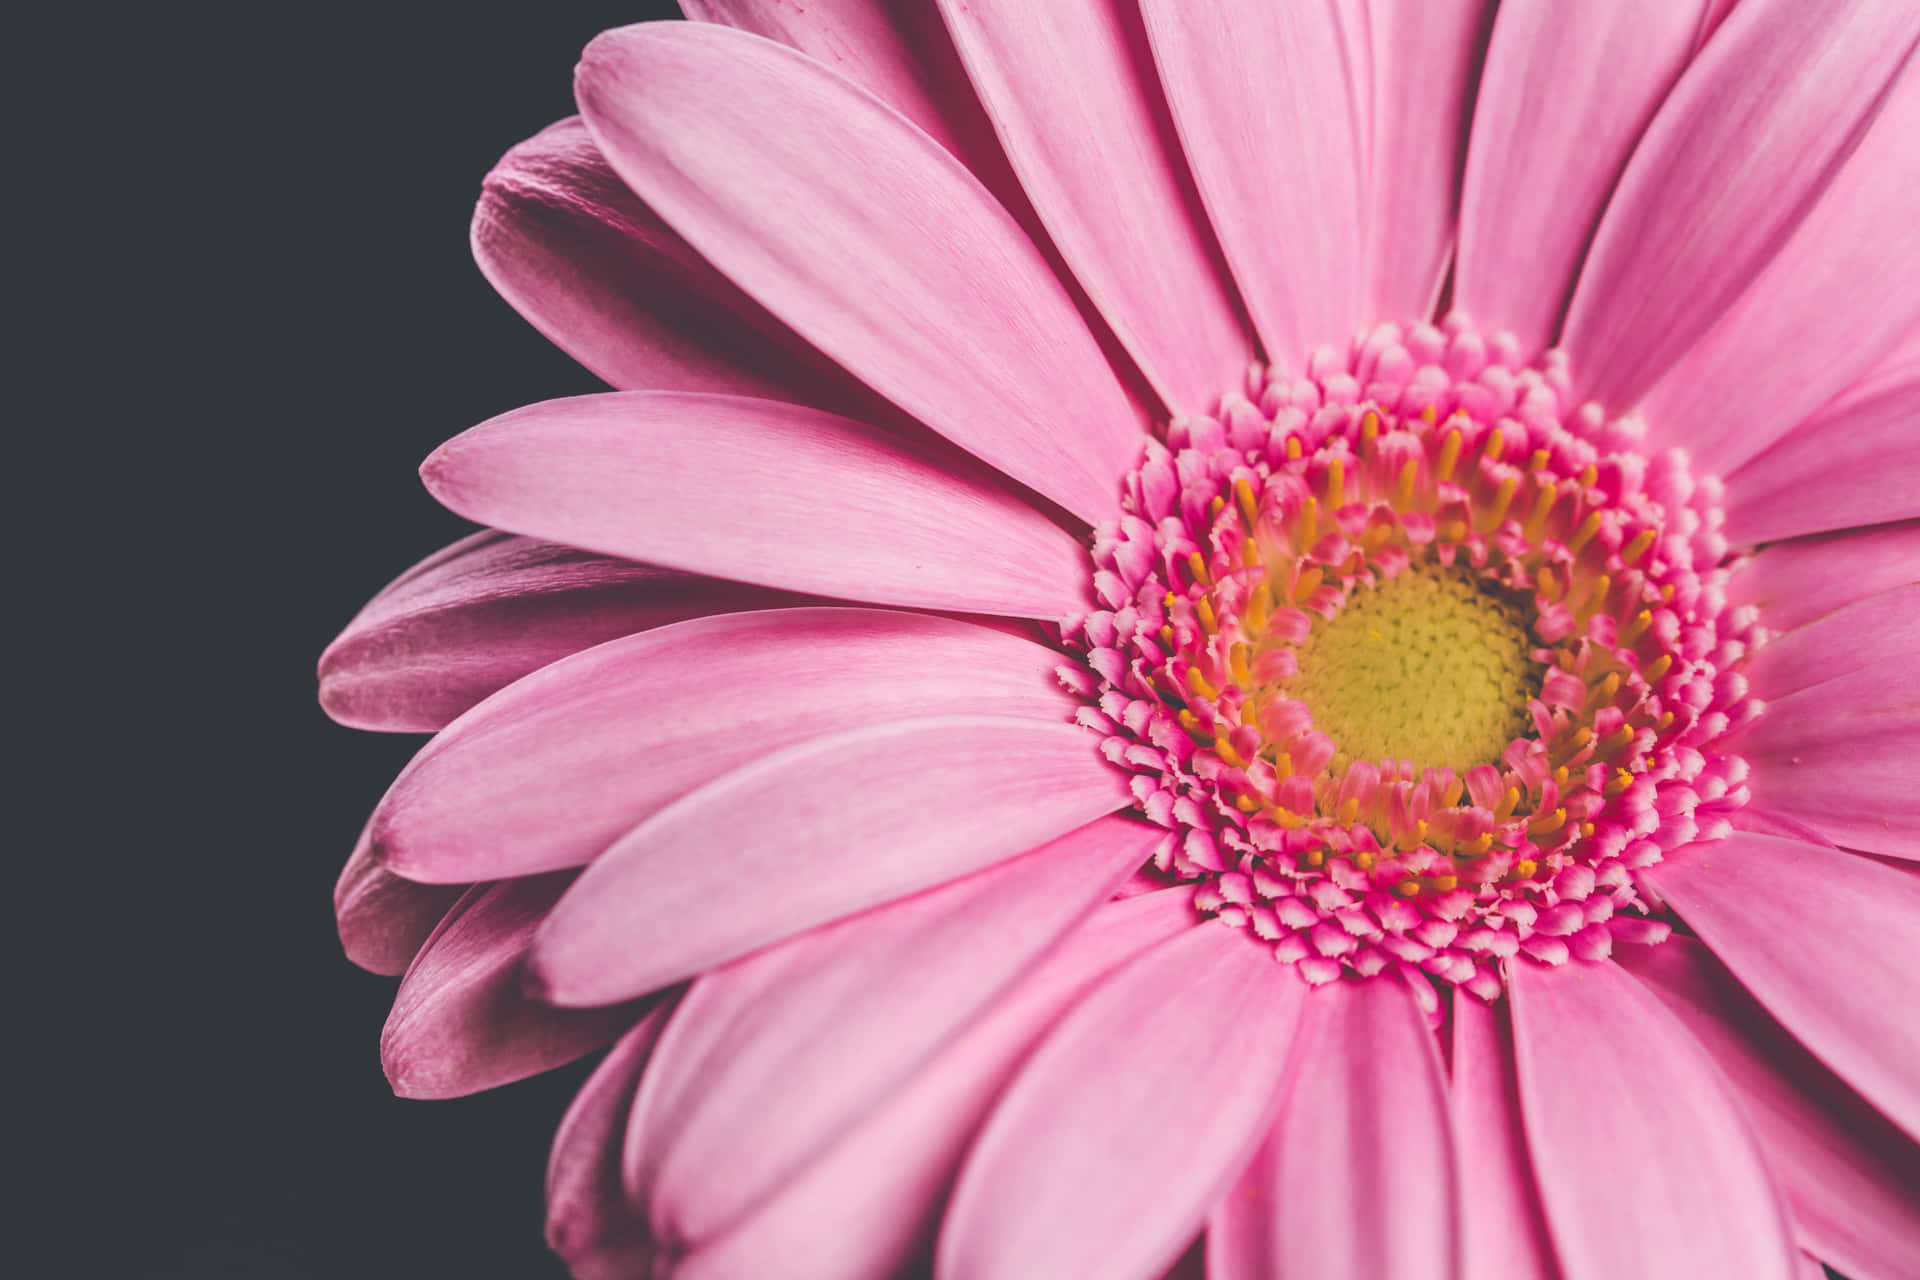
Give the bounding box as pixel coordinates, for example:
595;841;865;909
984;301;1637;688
335;826;462;976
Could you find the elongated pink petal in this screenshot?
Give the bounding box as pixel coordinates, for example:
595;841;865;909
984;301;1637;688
1619;937;1920;1280
673;890;1198;1280
1455;0;1705;354
381;876;644;1099
1210;977;1459;1280
1360;0;1496;323
320;530;798;733
935;1;1253;416
1508;958;1799;1280
575;23;1145;523
1451;996;1560;1280
1733;661;1920;859
1643;833;1920;1141
422;393;1088;618
938;920;1306;1280
546;1001;676;1280
1560;0;1920;409
1639;65;1920;471
628;816;1161;1248
335;827;463;976
533;716;1127;1006
473;116;880;411
1727;521;1920;632
1725;342;1920;545
372;608;1077;883
1139;0;1367;368
1745;584;1919;700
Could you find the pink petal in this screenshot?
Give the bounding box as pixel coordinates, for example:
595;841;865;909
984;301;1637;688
575;23;1146;523
1639;65;1920;472
937;920;1306;1280
672;890;1198;1280
1139;0;1367;368
1455;0;1708;355
935;1;1254;415
1210;977;1458;1280
422;392;1089;618
473;117;879;411
1642;832;1920;1141
1507;957;1799;1280
371;608;1078;884
1745;584;1919;700
1618;936;1920;1280
381;875;645;1099
1559;0;1920;410
319;529;798;733
627;816;1161;1248
1451;996;1560;1280
1725;339;1920;545
546;1001;676;1280
1732;661;1920;859
1727;520;1920;632
334;826;462;977
1360;0;1497;323
532;715;1129;1006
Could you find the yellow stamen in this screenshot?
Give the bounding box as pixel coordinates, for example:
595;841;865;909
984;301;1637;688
1567;510;1604;554
1483;427;1505;463
1336;796;1362;826
1187;551;1211;587
1528;448;1551;472
1210;494;1225;518
1234;475;1260;528
1622;527;1656;565
1435;428;1463;483
1643;653;1673;682
1293;564;1324;604
1196;594;1219;635
1510;859;1538;881
1420;404;1438;425
1297;496;1318;548
1186;665;1219;701
1622;609;1652;644
1326;456;1346;511
1496;786;1521;822
1523;481;1558;543
1394;457;1419;510
1578;463;1598;488
1360;410;1381;453
1229;642;1253;688
1606;770;1635;798
1285;435;1302;460
1480;474;1518;531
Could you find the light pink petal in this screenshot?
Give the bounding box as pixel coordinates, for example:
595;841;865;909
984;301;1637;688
1725;340;1920;545
533;715;1128;1006
1639;65;1920;472
1642;832;1920;1140
319;529;799;733
575;23;1145;523
380;875;645;1099
546;1001;676;1280
628;816;1161;1248
935;1;1254;415
1727;520;1920;632
1732;661;1920;859
937;920;1306;1280
1619;936;1920;1280
1360;0;1497;323
473;116;879;412
1454;0;1708;355
1508;957;1799;1280
673;890;1198;1280
1559;0;1920;410
1451;996;1561;1280
422;392;1088;618
371;608;1078;883
334;826;463;977
1745;584;1919;700
1210;977;1459;1280
1139;0;1367;368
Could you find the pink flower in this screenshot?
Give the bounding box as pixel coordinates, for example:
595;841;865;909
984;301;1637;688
322;4;1920;1279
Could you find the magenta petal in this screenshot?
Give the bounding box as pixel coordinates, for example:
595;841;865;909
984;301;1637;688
1508;958;1798;1280
532;715;1128;1006
422;392;1089;618
1727;520;1920;633
1643;833;1920;1141
319;529;797;733
938;921;1306;1280
381;875;645;1099
1745;584;1918;700
545;1001;676;1280
370;608;1077;883
1455;0;1709;355
334;827;463;977
672;890;1198;1280
1559;0;1919;408
575;23;1145;523
1618;937;1920;1280
627;816;1162;1249
1451;996;1559;1280
1210;977;1458;1280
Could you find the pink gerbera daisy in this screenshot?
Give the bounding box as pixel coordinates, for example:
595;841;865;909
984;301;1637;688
322;3;1920;1278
